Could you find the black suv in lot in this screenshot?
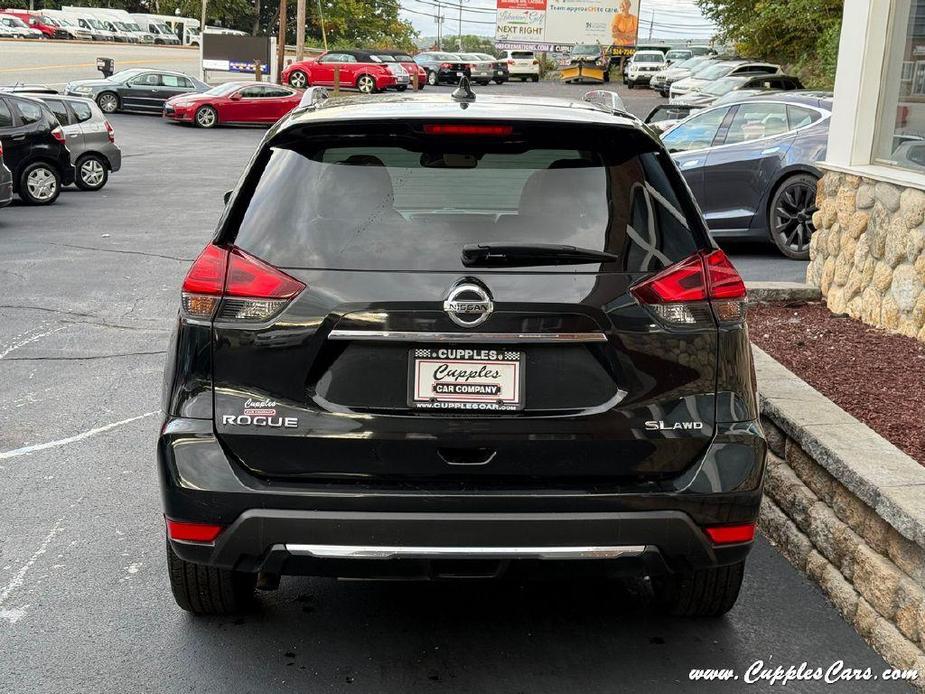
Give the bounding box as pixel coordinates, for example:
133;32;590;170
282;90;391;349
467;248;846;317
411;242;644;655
0;93;73;205
159;88;766;617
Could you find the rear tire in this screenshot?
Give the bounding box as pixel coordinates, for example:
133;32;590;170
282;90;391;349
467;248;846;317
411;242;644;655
75;154;108;191
18;162;60;205
166;539;257;615
653;561;745;617
288;69;308;89
769;173;819;260
356;74;377;94
531;75;539;82
96;91;119;114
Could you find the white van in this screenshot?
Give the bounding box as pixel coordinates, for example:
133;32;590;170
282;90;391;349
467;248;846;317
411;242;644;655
499;50;539;81
130;13;182;45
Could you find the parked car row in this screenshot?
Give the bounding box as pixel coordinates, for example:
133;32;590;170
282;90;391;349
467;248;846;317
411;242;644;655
0;89;121;207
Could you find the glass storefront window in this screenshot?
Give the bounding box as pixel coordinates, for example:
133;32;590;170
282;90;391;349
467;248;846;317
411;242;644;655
874;0;925;171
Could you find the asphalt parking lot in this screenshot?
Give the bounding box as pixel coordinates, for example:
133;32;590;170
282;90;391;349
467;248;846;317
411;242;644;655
0;45;894;694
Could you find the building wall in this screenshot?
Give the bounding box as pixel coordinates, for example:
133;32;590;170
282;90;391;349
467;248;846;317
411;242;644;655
807;170;925;341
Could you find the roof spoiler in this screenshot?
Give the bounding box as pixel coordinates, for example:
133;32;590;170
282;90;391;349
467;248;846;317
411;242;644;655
297;86;329;109
581;90;629;116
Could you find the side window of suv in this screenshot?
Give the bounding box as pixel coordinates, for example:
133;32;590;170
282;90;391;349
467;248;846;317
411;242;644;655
14;99;44;125
0;99;12;128
70;101;93;123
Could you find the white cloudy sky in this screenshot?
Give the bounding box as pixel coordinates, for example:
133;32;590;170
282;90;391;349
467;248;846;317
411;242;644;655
400;0;718;40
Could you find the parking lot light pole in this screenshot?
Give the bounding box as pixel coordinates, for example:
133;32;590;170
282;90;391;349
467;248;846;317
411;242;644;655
296;0;305;61
276;0;287;83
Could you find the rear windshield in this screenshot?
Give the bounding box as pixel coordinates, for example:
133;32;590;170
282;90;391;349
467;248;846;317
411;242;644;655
231;125;702;273
510;51;533;59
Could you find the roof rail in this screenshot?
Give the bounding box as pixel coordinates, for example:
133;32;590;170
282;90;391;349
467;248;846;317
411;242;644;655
581;90;631;117
297;86;329;109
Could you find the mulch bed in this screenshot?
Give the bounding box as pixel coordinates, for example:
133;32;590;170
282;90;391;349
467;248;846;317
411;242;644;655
748;301;925;465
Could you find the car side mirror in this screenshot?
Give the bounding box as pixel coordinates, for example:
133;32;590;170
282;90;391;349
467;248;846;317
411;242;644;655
230;93;242;101
223;190;232;204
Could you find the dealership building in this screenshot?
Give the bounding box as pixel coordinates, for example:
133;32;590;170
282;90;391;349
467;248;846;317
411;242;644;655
807;0;925;341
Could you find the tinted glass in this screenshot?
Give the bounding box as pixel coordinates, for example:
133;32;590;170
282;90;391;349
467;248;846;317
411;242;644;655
71;100;92;122
43;98;70;125
787;105;821;129
14;99;43;124
0;100;12;128
661;107;729;151
723;103;789;144
511;51;533;59
233;130;700;273
697;63;735;80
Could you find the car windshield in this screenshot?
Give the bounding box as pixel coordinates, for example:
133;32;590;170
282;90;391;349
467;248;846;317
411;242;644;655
3;15;26;27
373;55;395;62
634;53;664;63
155;23;171;33
87;19;105;29
393;54;414;62
697;63;736;80
702;76;748;96
55;16;75;26
233;126;700;273
205;82;243;95
666;51;690;60
110;69;145;83
460;54;482;61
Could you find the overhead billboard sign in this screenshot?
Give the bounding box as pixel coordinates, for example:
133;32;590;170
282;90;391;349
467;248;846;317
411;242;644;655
495;0;641;52
201;33;271;75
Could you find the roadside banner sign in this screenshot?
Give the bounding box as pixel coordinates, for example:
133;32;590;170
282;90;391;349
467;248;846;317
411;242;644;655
495;0;641;51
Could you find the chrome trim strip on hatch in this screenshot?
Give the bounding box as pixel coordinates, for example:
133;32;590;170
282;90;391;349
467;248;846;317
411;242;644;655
285;544;647;560
327;330;608;343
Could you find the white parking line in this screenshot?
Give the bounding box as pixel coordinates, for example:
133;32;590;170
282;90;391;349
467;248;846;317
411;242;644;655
0;326;66;360
0;516;65;624
0;411;157;461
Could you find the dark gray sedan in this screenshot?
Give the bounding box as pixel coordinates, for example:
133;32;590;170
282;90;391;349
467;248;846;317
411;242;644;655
660;92;831;259
64;68;208;115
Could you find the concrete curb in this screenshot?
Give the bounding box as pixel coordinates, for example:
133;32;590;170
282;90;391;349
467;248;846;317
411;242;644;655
746;281;821;303
755;346;925;683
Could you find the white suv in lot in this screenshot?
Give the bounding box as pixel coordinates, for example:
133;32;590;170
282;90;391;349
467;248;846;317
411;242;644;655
499;50;540;81
624;50;668;88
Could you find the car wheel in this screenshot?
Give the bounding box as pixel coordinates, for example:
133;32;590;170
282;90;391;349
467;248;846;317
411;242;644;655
195;105;218;129
427;70;438;86
357;74;376;94
166;539;256;615
75;154;108;191
96;92;119;114
19;162;60;205
288;69;308;89
627;81;634;89
769;173;819;260
652;561;745;617
396;85;408;92
531;75;539;82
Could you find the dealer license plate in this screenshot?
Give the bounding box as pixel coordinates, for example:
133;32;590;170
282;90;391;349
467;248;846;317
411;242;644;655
409;348;524;411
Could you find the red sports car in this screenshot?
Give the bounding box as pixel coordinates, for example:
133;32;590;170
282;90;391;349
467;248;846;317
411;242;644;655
281;50;409;93
163;82;302;128
378;50;427;90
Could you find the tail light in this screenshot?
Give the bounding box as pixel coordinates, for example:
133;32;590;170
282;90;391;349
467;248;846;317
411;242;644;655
166;518;224;543
440;62;452;69
704;523;755;545
104;119;114;143
51;125;65;143
0;142;3;158
181;244;305;322
630;249;746;327
507;59;514;65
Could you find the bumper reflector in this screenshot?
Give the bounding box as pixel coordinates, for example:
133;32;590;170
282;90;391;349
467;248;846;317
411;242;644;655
704;523;755;545
166;518;224;543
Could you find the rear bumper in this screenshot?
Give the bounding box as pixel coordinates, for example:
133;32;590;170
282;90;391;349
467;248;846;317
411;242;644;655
158;418;766;577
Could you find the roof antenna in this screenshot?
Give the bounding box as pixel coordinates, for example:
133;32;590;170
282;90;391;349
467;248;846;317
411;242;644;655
452;75;476;102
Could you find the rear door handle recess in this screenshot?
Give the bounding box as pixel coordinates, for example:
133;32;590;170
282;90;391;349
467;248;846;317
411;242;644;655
437;447;496;466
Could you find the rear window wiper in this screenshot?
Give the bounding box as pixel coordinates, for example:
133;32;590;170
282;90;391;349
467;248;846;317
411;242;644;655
461;243;619;268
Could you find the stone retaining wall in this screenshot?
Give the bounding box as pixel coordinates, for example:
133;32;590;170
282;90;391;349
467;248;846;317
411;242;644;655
754;346;925;686
806;170;925;341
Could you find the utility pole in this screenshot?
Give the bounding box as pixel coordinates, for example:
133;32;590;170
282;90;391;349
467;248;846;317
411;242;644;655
201;0;207;39
457;0;462;51
647;9;653;40
317;0;328;50
276;0;287;83
296;0;305;60
435;1;441;50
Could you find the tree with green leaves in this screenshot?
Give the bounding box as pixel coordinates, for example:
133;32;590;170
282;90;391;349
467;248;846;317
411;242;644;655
696;0;842;88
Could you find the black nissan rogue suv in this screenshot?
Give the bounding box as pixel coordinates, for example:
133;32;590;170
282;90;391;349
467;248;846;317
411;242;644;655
158;88;766;617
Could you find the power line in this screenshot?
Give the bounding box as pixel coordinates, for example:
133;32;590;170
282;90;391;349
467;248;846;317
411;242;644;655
400;5;496;25
407;0;497;15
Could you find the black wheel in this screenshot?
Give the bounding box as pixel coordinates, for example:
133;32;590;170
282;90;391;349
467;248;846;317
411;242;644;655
75;154;108;191
96;91;119;114
18;162;60;205
478;80;490;86
166;539;257;615
493;78;504;85
194;105;218;129
427;70;438;86
653;561;745;617
626;81;634;89
396;85;408;92
288;69;308;89
356;74;377;94
530;75;539;82
769;173;819;260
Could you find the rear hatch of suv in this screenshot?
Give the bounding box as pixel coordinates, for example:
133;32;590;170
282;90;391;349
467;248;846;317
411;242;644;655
195;116;742;487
